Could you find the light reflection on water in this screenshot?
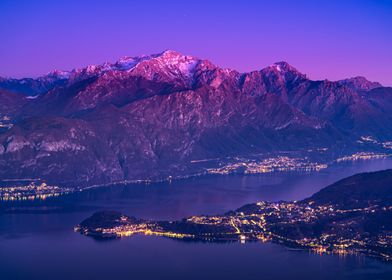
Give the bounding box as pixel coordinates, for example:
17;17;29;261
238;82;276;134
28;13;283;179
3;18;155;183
0;159;392;280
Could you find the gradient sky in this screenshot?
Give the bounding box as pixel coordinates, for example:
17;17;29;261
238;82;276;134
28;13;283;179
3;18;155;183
0;0;391;85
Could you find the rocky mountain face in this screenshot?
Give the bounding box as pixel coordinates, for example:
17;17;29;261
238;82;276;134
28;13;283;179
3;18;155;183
0;50;391;186
0;70;70;96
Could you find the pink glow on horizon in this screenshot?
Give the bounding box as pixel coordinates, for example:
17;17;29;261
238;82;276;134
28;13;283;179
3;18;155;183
0;0;391;86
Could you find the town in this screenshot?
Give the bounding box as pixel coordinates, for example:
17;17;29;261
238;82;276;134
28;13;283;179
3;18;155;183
336;152;391;163
358;135;392;151
0;182;74;201
76;192;392;262
206;156;328;175
1;151;391;202
0;114;13;131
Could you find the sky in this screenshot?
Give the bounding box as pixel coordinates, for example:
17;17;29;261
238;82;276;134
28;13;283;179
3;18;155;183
0;0;391;85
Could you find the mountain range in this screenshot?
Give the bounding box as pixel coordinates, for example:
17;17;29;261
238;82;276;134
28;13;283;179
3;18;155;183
0;50;391;187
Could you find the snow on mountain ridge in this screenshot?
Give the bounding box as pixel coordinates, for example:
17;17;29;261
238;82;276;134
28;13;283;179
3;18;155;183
65;50;200;82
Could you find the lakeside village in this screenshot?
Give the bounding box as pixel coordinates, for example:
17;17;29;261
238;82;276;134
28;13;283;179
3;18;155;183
0;182;74;201
76;200;392;262
1;150;391;201
206;151;391;175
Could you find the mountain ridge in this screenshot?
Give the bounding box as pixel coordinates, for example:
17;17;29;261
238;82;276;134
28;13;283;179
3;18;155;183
0;50;391;187
1;50;383;96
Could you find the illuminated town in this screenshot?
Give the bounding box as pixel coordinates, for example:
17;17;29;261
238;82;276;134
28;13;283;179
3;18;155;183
358;135;392;151
383;142;392;149
76;195;392;262
336;152;391;163
0;114;13;131
0;182;74;201
204;135;392;177
1;152;390;202
206;156;328;175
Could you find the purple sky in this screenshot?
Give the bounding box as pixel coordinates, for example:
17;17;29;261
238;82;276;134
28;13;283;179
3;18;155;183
1;0;391;85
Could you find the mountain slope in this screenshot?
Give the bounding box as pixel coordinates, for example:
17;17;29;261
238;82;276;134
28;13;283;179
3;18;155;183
0;50;390;186
304;169;392;208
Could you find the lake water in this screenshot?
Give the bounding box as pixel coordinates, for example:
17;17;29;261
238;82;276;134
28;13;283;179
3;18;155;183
1;159;392;280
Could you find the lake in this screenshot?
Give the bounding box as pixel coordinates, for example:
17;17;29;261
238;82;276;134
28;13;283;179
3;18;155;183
1;159;392;280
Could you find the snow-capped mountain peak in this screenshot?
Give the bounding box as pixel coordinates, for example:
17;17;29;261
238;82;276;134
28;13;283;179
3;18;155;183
337;76;382;91
45;69;71;80
261;61;307;83
151;50;199;77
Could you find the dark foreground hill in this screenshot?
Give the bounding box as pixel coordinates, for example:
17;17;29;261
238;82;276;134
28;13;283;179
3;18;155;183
77;169;392;261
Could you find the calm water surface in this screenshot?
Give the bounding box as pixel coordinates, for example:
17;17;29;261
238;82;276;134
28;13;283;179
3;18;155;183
1;159;392;280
